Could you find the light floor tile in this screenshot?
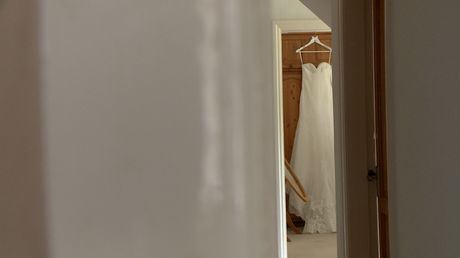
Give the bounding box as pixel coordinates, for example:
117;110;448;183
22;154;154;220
287;228;337;258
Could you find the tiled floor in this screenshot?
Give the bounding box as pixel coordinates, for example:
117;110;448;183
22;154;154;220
287;227;337;258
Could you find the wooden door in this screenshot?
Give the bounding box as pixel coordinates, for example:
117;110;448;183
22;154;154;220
373;0;390;256
282;32;332;223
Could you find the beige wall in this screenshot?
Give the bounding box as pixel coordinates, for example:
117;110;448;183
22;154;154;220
299;0;331;26
1;0;278;257
386;0;460;256
272;0;318;20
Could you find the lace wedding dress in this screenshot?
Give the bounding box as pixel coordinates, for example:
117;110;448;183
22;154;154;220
286;62;336;234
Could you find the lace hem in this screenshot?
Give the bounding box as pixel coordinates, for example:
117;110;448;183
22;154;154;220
288;194;336;234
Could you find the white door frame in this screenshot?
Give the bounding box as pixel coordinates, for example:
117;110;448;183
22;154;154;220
274;2;376;256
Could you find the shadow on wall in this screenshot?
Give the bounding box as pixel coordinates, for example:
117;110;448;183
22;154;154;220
0;0;49;257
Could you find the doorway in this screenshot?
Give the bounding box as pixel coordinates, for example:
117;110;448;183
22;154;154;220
274;1;380;254
274;20;337;258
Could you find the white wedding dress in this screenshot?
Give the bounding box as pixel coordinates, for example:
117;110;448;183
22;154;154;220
286;62;336;234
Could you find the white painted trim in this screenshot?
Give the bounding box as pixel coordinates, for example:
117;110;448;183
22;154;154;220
274;19;330;33
273;21;287;258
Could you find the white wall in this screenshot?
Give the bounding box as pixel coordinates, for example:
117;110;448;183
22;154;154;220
299;0;331;26
271;0;318;20
1;1;278;257
386;0;460;257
